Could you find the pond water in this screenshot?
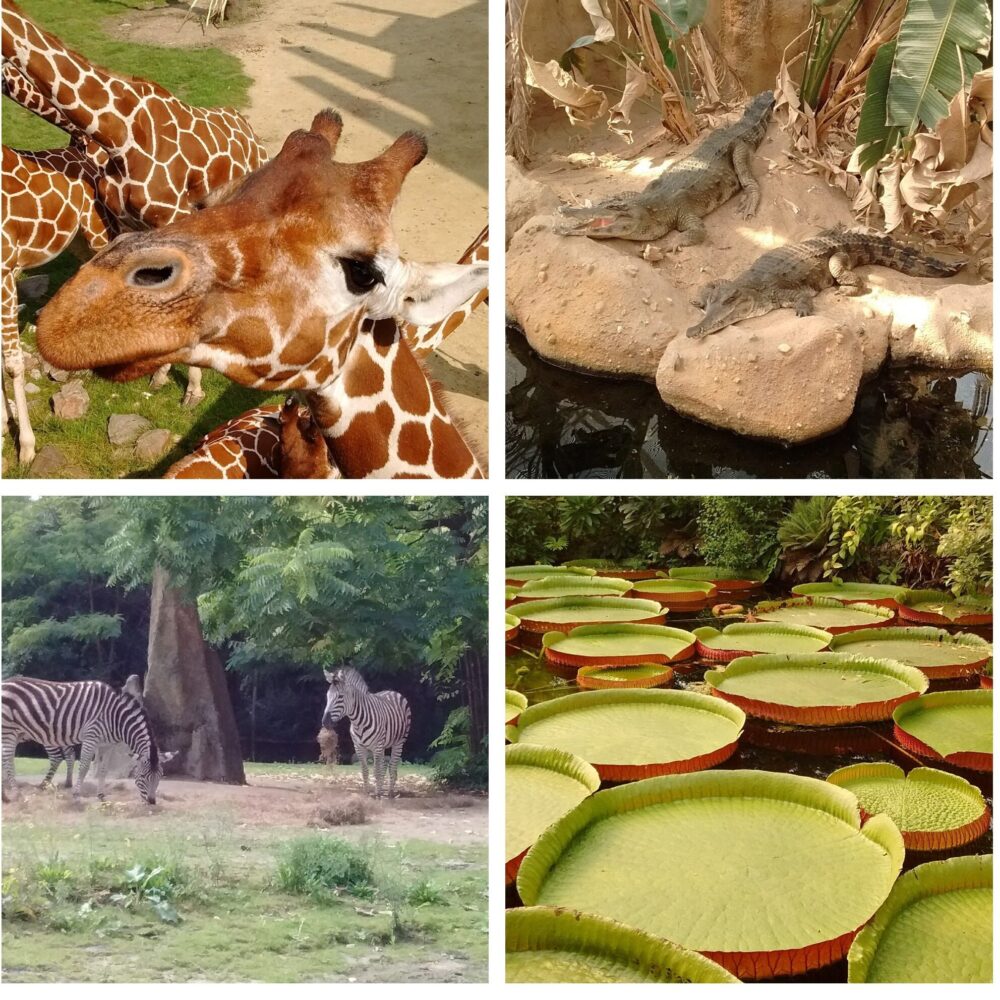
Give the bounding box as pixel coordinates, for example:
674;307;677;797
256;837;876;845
506;331;993;479
505;601;993;982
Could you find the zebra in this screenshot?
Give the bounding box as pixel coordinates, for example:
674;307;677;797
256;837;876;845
1;677;162;804
41;674;145;791
322;667;411;799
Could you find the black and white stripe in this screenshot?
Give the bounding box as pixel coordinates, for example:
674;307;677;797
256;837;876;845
41;674;145;791
322;667;411;799
1;676;161;804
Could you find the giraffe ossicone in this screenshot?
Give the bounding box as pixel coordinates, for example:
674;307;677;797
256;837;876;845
36;110;489;479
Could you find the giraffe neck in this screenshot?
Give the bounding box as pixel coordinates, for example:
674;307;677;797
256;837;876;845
3;4;147;152
305;318;482;479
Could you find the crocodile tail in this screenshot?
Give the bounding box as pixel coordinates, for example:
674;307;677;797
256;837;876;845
847;231;966;277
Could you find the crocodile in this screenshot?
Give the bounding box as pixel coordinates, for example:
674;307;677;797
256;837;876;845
556;90;775;245
686;227;966;339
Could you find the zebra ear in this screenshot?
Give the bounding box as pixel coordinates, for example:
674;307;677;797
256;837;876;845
323;670;334;683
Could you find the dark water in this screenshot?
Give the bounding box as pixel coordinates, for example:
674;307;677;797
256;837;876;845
506;330;993;479
505;604;993;982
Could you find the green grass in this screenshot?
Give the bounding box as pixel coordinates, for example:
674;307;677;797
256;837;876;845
3;0;270;478
244;761;434;780
2;778;487;982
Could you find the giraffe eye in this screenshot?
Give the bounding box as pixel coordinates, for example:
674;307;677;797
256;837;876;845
340;257;383;294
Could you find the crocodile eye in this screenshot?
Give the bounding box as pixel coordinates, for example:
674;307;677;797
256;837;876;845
340;257;383;294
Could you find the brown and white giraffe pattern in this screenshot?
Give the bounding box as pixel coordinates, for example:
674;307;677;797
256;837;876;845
2;144;112;462
160;228;489;479
3;3;268;229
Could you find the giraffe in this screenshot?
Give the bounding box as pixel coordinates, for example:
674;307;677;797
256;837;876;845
161;228;489;479
2;144;113;463
34;110;490;479
3;1;269;406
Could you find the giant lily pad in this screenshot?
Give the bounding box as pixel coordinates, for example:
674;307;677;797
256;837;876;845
847;855;992;983
576;663;675;690
750;596;894;634
669;566;764;594
506;907;739;983
510;688;744;780
518;769;904;980
892;690;992;771
829;627;991;679
694;622;832;662
791;581;906;608
506;689;528;726
506;744;600;883
513;596;666;634
898;589;993;626
629;577;719;605
505;585;520;606
563;559;660;581
706;653;927;726
505;612;521;643
506;565;595;586
542;624;697;673
826;763;990;851
514;575;633;602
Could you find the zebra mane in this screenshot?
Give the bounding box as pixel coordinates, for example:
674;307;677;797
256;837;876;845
114;687;158;768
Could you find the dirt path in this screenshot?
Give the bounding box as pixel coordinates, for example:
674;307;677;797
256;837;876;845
115;0;488;465
12;770;487;845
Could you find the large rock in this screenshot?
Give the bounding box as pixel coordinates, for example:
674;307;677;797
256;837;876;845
506;157;560;246
507;217;695;379
29;444;68;477
656;314;863;443
108;413;153;446
51;379;90;420
134;428;174;462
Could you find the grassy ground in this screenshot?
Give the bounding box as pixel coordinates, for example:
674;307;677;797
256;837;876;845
3;760;487;982
3;0;280;478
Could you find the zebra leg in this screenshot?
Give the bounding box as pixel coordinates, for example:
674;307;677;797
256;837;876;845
63;747;76;789
74;738;97;799
94;747;110;801
372;747;386;800
1;734;17;802
388;744;403;799
41;747;62;788
353;734;371;796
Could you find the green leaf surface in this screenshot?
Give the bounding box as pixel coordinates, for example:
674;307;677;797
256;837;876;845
506;906;738;983
512;688;743;768
517;576;633;600
848;855;992;982
826;763;987;834
634;578;717;595
578;664;674;683
886;0;991;132
670;566;761;582
506;745;600;861
543;623;696;661
792;582;906;601
505;689;529;724
829;627;990;668
507;565;595;582
707;653;927;708
855;39;900;171
519;770;903;956
695;622;832;654
513;596;663;625
893;690;992;756
753;597;893;629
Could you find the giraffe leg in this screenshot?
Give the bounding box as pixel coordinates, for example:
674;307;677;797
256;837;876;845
182;366;204;407
2;268;34;464
372;747;386;800
149;364;171;390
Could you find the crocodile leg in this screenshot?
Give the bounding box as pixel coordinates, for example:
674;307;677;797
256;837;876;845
829;252;867;295
666;213;706;250
732;141;762;219
789;290;816;316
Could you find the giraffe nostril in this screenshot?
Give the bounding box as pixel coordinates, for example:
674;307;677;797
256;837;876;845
127;265;178;289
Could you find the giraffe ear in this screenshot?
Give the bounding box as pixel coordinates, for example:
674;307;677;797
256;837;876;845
396;262;488;327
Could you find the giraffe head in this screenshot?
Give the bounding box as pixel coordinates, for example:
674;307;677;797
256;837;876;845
35;110;488;392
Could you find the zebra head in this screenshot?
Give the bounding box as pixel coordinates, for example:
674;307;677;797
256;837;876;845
132;742;162;804
321;680;345;730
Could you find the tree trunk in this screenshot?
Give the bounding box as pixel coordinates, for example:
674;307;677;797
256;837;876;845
144;564;246;783
462;648;487;753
